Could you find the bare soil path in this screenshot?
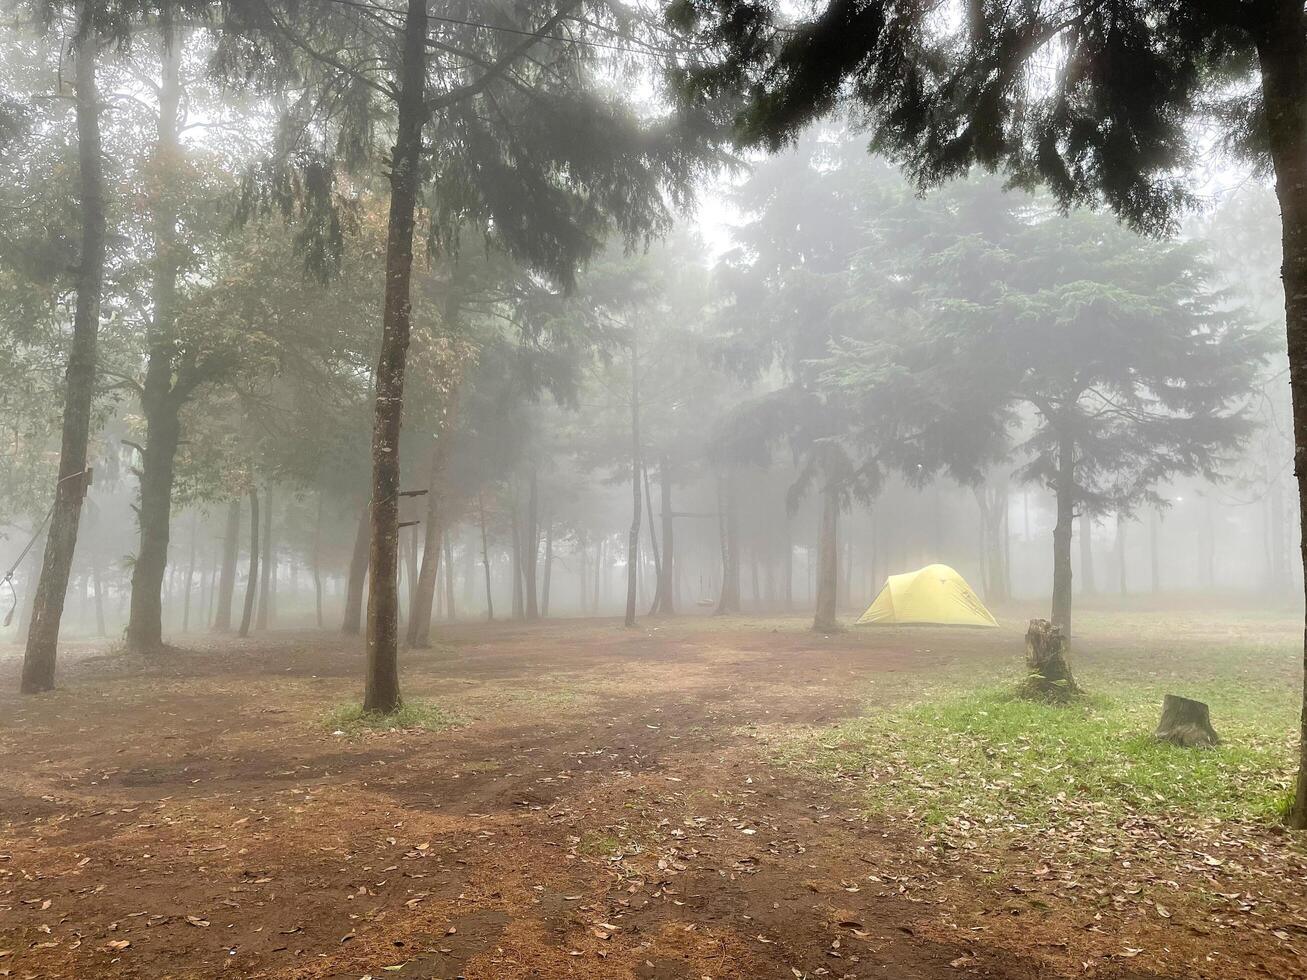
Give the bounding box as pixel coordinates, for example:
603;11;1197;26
0;614;1302;979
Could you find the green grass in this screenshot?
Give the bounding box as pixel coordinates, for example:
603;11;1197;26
323;699;455;735
781;677;1298;829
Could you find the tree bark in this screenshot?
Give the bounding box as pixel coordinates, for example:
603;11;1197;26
1255;1;1307;826
1078;513;1096;596
1050;433;1075;637
510;492;524;619
342;500;369;634
541;520;553;617
1115;511;1128;595
715;469;741;615
524;468;540;619
213;499;240;631
625;342;642;628
125;13;186;655
652;455;676;615
238;487;259;638
91;554;106;636
363;0;427;713
181;510;198;631
312;491;324;629
408;420;456;647
21;6;104;692
255;483;273;629
1155;694;1220;749
813;478;839;632
1019;618;1081;703
443;531;455;620
478;490;494;621
642;463;663;615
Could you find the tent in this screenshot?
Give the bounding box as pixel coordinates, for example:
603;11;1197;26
856;563;998;628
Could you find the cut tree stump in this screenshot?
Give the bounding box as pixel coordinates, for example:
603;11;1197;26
1155;695;1220;748
1017;618;1082;703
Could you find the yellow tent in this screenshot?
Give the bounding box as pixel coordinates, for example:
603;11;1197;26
856;563;998;628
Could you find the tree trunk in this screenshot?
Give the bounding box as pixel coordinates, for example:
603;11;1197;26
1255;3;1307;827
625;342;642;628
407;431;449;648
214;499;240;631
125;14;185;656
653;455;675;615
238;487;259;638
181;510;198;632
510;493;524;619
1050;434;1075;637
478;490;494;621
643;462;663;615
813;479;839;632
714;469;741;615
1155;694;1220;748
782;514;793;611
1149;506;1161;593
91;554;106;636
443;531;455;621
1078;513;1096;596
1018;618;1081;703
363;0;427;714
256;484;273;629
593;536;604;613
343;501;369;634
312;492;324;629
1116;511;1128;595
541;521;553;617
21;5;104;693
524;468;540;619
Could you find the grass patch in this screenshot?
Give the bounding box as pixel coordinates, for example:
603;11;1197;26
782;679;1296;829
323;699;454;735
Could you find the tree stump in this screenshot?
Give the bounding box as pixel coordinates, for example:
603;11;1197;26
1017;618;1082;703
1154;695;1220;748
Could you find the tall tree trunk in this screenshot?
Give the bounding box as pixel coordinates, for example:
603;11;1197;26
510;493;524;619
1078;513;1096;596
1116;511;1128;596
256;484;273;629
1149;506;1161;593
363;0;427;714
312;492;324;629
593;536;604;613
21;5;104;693
782;514;793;612
407;428;451;648
813;479;839;632
714;469;741;615
126;14;185;655
478;490;494;621
342;501;369;634
653;455;675;615
181;510;198;632
214;499;240;631
1051;434;1076;637
88;554;105;637
1255;3;1307;826
523;468;540;619
443;531;455;621
238;487;259;638
541;521;553;617
643;462;662;615
625;342;642;628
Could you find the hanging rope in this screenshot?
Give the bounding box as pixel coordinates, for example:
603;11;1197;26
2;468;92;629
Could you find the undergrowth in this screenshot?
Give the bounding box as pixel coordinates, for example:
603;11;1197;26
323;699;454;735
780;677;1297;829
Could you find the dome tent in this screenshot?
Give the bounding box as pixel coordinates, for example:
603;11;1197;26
856;563;998;628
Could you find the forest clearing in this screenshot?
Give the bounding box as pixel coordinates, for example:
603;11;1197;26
1;608;1303;980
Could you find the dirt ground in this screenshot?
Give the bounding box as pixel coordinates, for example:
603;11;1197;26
1;613;1305;980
